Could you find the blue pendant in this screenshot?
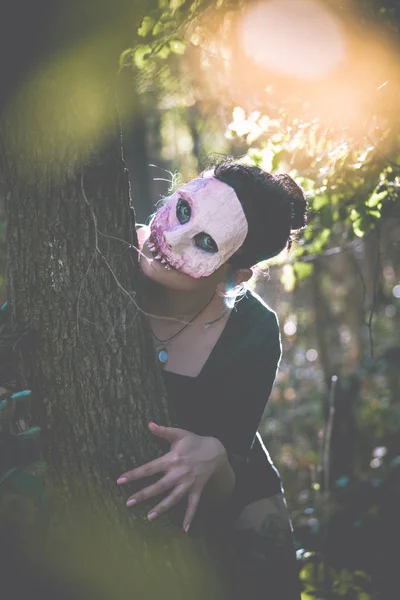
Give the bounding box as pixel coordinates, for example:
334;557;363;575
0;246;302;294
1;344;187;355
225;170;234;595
158;348;168;364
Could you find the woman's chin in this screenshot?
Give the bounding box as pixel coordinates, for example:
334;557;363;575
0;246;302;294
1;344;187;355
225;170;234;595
139;253;201;291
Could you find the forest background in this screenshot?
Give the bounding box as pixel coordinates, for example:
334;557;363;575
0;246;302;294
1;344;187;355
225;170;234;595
0;1;399;599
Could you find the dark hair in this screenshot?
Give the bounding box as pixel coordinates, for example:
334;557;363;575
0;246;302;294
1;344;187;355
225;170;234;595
207;158;308;269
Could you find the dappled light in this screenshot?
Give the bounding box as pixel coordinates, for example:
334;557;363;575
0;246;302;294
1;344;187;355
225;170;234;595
0;1;399;599
187;0;400;136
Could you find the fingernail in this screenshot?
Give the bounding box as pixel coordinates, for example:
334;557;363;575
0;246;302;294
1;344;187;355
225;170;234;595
127;498;137;507
149;421;159;428
184;523;190;533
147;511;158;521
117;477;127;484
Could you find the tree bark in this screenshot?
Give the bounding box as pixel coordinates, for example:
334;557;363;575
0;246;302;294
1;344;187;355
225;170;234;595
0;4;224;598
1;60;170;493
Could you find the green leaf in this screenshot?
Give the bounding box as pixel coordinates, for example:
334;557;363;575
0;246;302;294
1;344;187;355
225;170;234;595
353;219;365;237
247;147;263;167
169;39;186;54
170;0;186;10
271;151;281;171
299;563;313;581
366;189;387;208
309;228;330;253
152;21;165;36
294;262;314;280
134;45;152;69
138;16;155;37
313;194;328;211
297;177;315;192
156;44;171;59
367;209;381;219
350;208;359;222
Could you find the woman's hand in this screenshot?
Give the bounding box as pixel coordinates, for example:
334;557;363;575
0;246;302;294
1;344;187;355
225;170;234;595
117;422;229;532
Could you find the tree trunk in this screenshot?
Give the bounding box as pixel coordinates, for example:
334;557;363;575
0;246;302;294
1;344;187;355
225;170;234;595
0;4;224;598
118;71;155;223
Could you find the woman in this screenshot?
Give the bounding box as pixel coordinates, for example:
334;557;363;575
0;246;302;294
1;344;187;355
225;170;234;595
117;159;307;599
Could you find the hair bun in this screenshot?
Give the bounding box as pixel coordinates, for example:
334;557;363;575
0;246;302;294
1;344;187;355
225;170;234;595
275;173;308;231
211;159;308;267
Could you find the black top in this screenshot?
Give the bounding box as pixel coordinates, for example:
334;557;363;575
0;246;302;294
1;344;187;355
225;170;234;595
162;289;282;509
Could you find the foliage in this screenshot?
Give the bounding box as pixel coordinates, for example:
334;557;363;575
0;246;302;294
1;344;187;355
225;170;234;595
120;0;222;72
120;0;400;290
298;551;374;599
227;106;400;281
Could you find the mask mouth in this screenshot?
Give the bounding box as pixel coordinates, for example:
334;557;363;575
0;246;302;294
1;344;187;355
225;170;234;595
146;232;176;271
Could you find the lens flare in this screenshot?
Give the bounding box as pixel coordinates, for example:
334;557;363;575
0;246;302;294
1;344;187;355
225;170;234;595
239;0;346;79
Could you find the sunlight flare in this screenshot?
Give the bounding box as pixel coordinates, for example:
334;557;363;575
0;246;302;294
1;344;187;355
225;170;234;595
239;0;346;79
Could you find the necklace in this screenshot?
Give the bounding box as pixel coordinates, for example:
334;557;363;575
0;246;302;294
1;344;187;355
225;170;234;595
151;292;216;365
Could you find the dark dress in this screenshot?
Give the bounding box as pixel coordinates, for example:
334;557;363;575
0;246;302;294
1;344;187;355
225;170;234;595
162;290;282;501
162;290;300;599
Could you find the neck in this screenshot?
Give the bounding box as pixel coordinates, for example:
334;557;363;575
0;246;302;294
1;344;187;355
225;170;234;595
141;277;222;321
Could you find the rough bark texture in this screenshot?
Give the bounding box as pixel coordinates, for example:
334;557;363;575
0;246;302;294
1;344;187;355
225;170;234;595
0;5;224;598
1;74;170;492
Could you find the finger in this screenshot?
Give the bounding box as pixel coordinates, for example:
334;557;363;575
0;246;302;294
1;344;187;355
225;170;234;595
147;483;189;521
117;455;169;484
183;489;202;533
148;422;187;443
126;475;175;507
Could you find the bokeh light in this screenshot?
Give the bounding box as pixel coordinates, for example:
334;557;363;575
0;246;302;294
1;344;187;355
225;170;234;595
239;0;346;79
284;319;297;336
373;447;387;459
385;305;396;318
306;349;318;362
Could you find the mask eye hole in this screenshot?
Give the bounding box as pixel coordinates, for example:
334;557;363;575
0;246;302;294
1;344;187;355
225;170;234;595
194;232;218;254
176;198;191;224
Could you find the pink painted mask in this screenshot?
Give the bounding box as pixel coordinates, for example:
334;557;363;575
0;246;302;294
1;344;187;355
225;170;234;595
147;177;248;278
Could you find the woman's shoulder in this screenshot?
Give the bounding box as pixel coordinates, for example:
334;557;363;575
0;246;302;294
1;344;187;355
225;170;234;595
200;288;281;386
216;288;281;366
234;288;279;334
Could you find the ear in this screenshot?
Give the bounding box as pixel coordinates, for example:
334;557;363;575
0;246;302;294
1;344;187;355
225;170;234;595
234;268;253;285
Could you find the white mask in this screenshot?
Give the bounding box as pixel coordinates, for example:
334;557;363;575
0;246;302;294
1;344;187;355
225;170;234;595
148;177;248;278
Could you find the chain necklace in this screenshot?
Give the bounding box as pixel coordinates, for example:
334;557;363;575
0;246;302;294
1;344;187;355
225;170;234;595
151;292;216;365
